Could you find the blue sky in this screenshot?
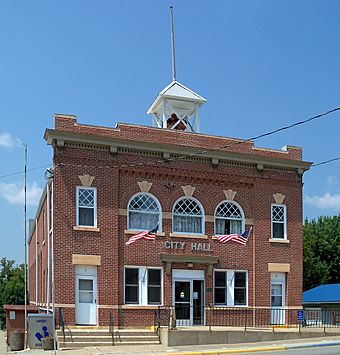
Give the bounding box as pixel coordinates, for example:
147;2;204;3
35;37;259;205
0;0;339;263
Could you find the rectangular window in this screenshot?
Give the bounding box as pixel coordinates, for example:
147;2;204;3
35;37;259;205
234;272;247;305
214;270;247;306
124;266;162;305
147;269;161;305
77;187;97;227
271;204;286;239
125;268;139;304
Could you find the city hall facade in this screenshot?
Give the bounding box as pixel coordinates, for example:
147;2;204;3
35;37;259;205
28;81;311;327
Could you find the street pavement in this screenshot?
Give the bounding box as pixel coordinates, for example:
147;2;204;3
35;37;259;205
2;333;340;355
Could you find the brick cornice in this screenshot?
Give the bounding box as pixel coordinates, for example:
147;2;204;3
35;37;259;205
45;128;312;172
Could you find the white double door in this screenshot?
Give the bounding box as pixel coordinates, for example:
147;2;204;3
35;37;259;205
270;272;285;325
75;266;97;325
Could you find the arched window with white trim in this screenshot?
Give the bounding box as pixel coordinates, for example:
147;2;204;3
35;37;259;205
172;197;204;234
215;201;244;235
128;193;161;231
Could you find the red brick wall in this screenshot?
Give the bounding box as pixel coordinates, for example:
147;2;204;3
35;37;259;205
29;115;305;327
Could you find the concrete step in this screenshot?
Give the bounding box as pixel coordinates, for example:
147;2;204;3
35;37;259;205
57;330;157;337
58;335;159;342
58;340;159;349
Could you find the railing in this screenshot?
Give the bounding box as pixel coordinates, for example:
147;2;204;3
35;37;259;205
155;306;340;330
154;310;161;343
109;309;115;346
58;308;66;343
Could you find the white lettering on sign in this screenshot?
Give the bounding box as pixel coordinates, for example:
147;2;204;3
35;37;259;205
163;241;212;252
191;242;212;252
164;241;186;250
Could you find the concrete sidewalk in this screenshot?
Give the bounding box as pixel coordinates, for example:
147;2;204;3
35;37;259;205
4;335;340;355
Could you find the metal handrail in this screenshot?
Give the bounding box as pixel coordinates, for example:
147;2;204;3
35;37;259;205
58;308;65;343
155;305;340;329
109;309;115;346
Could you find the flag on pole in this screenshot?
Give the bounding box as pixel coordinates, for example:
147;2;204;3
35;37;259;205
212;227;252;246
125;224;159;246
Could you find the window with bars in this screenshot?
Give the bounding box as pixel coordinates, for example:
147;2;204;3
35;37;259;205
271;204;286;239
214;270;248;306
128;193;161;230
172;197;204;234
124;267;162;305
215;201;244;235
76;187;96;227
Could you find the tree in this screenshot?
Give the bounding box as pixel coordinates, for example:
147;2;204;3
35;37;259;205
303;215;340;291
0;257;26;328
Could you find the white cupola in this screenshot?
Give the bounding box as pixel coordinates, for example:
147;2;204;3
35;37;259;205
147;80;206;133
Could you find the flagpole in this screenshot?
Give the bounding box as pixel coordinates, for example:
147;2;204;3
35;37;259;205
23;143;28;349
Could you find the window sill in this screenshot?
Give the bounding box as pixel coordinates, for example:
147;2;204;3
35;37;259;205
73;226;100;232
170;233;208;239
269;239;289;244
121;305;161;310
211;305;249;309
124;230;165;236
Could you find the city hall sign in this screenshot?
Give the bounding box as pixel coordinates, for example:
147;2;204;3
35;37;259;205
164;241;212;252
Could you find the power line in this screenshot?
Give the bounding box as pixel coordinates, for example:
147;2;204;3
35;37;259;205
159;106;340;162
0;164;51;179
311;157;340;167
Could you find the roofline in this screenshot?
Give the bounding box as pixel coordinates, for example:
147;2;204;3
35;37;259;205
303;301;340;304
44;128;312;172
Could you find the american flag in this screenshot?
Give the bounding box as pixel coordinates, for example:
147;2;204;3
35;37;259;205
212;227;252;246
125;224;158;246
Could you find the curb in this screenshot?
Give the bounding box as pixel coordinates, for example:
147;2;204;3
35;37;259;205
153;346;286;355
154;340;340;355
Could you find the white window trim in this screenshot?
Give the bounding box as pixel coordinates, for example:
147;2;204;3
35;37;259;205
271;204;287;240
76;186;97;227
127;193;162;232
213;269;248;307
214;200;245;235
172;196;205;235
124;266;163;306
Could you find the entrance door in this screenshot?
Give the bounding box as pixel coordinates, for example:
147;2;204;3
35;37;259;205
174;281;191;326
75;268;97;325
270;273;285;325
193;280;204;325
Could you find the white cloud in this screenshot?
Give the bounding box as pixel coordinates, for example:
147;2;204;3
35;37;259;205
0;132;22;148
0;182;43;206
305;193;340;210
326;175;338;185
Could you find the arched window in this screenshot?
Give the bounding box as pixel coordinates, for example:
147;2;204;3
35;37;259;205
215;201;244;235
173;197;204;234
128;193;161;231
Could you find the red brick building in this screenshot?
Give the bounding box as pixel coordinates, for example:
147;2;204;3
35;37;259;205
28;81;311;328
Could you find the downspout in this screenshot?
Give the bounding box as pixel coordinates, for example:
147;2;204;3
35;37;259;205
46;183;50;313
35;219;38;306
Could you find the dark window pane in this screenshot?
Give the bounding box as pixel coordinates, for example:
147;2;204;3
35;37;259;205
273;223;284;238
214;288;226;304
125;268;138;285
125;286;138;304
148;286;161;304
235;272;246;287
234;289;246;305
148;269;161;286
79;208;94;226
215;272;226;287
175;304;190;320
175;282;190;302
